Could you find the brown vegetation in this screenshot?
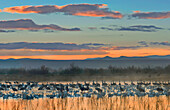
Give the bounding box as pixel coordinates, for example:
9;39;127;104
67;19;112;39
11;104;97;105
0;96;169;110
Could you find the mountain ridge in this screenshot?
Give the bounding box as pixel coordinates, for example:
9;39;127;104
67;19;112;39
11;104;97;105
85;55;170;60
0;55;170;61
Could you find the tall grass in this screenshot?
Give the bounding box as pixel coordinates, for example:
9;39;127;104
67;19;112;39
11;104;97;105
0;96;169;110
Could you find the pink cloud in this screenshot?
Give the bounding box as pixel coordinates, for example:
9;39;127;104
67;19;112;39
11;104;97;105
3;4;123;19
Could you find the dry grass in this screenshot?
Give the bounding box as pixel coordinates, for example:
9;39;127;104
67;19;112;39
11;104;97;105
0;96;169;110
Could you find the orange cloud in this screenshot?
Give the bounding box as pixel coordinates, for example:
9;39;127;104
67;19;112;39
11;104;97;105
4;6;36;14
3;4;122;19
133;11;141;13
73;10;123;18
0;49;108;56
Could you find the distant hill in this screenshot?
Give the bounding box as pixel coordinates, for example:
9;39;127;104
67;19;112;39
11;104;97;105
85;55;170;60
0;55;170;61
0;55;170;69
0;58;52;61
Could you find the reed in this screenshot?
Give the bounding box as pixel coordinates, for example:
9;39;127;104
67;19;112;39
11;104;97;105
0;96;169;110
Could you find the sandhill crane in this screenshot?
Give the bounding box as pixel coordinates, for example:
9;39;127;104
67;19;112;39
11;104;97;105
0;81;168;99
102;80;107;86
111;81;116;86
95;87;102;93
119;86;125;92
137;85;145;92
131;81;135;85
12;87;18;91
156;87;164;92
124;81;128;85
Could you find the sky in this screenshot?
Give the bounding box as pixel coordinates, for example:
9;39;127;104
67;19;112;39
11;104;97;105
0;0;170;60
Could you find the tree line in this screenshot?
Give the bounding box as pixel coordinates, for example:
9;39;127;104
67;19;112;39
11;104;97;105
0;64;169;76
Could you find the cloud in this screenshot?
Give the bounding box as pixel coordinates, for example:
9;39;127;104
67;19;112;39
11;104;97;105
110;46;141;50
137;41;170;47
0;42;110;56
98;43;149;50
0;30;16;33
0;19;81;31
3;4;123;19
0;49;108;56
133;11;141;13
0;41;170;59
0;41;168;56
130;25;163;29
0;41;148;53
99;25;163;32
88;27;97;30
72;10;123;19
100;27;114;31
138;41;149;47
43;29;55;33
108;41;170;50
150;41;170;46
29;30;39;32
131;11;170;19
115;25;163;32
83;43;106;46
0;42;109;50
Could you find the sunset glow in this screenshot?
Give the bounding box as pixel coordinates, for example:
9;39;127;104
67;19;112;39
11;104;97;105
0;48;169;60
0;0;170;60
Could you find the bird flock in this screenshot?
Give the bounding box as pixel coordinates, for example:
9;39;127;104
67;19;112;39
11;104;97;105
0;81;169;100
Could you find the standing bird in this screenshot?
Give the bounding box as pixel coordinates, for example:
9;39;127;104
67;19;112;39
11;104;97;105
156;87;164;92
12;87;18;91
